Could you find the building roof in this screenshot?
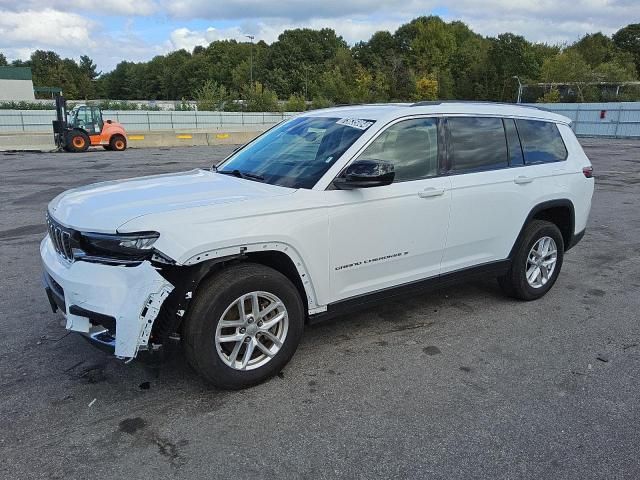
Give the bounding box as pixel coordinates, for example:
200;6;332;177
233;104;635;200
0;66;33;81
304;101;572;125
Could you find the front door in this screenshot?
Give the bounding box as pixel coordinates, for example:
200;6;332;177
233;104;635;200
326;117;452;302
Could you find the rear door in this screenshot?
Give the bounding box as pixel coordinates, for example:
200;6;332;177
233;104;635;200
440;116;532;273
514;119;570;192
326;117;452;301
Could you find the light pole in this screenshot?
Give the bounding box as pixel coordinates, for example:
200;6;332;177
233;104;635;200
245;35;255;87
512;75;523;103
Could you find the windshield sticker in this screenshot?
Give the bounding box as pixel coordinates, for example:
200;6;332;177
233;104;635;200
336;118;374;130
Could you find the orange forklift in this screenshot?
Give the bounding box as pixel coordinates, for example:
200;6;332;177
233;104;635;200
53;94;128;152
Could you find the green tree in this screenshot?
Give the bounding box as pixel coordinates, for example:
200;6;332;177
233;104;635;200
7;17;640;104
613;24;640;75
0;53;7;66
414;75;439;100
285;93;306;111
195;80;227;110
310;96;332;110
486;33;542;101
541;50;594;101
244;82;279;112
265;28;348;97
536;87;561;103
569;33;616;68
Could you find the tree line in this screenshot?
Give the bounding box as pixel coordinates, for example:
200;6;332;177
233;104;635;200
2;17;639;109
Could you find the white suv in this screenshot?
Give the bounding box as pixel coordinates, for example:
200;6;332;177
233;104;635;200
41;102;594;389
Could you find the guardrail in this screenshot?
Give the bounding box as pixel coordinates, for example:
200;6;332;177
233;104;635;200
0;110;299;133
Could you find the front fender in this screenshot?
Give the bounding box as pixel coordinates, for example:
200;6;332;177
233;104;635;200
180;241;323;312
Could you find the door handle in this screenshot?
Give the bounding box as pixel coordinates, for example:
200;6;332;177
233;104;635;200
514;176;534;185
418;187;445;198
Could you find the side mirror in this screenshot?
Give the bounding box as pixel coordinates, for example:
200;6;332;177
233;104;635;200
333;159;395;190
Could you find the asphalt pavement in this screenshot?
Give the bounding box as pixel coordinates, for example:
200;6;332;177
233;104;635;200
0;139;638;479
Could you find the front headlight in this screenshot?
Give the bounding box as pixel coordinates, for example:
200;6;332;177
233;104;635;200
80;231;160;260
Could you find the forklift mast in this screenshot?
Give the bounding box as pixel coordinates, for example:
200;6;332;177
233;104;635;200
52;93;68;150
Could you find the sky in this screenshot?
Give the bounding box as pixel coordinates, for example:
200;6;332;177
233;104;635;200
0;0;637;72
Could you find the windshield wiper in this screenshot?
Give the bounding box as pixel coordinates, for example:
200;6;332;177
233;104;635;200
216;169;265;182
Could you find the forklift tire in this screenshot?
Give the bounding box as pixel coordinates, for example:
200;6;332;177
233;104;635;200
66;130;90;152
109;135;127;151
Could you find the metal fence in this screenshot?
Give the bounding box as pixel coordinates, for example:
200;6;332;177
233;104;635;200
0;110;298;133
0;103;639;138
526;102;640;138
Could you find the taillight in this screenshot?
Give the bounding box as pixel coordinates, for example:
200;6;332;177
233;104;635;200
583;166;593;178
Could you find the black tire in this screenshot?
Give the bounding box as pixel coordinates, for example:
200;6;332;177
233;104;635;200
183;263;305;389
102;145;112;150
109;134;127;151
65;130;90;152
498;220;564;301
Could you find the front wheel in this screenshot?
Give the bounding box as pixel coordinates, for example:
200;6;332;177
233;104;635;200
183;263;305;389
498;220;564;300
66;130;90;152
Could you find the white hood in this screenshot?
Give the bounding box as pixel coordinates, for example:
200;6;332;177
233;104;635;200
48;169;294;233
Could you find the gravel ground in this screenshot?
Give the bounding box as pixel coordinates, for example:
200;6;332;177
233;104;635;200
0;139;638;479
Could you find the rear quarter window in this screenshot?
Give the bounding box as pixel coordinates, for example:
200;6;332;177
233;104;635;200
515;120;567;164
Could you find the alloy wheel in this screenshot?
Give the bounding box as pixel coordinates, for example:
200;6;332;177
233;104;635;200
215;291;288;371
525;236;558;288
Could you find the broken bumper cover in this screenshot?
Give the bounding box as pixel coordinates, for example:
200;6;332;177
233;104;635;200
40;235;174;359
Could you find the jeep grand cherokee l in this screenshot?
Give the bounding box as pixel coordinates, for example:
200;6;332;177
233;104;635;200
41;102;594;389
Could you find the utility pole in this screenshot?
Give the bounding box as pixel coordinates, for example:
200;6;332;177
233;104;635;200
512;75;523;103
245;35;255;87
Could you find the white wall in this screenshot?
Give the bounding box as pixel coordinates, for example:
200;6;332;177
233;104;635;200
0;79;35;101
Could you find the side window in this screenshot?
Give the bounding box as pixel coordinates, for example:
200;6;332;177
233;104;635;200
357;118;438;182
504;119;524;166
515;119;567;164
448;117;508;172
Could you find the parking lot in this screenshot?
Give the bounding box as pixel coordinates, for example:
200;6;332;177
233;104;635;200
1;139;639;479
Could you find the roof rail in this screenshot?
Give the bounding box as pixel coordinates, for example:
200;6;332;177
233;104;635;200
411;100;540;110
330;102;410;108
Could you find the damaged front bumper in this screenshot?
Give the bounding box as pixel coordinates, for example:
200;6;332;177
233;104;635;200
40;235;174;359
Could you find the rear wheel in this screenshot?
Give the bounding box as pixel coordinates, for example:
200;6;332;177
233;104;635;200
66;130;90;152
109;134;126;151
498;220;564;300
183;263;305;389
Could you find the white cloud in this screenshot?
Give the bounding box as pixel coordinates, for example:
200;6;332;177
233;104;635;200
0;8;96;50
168;17;406;52
448;0;640;38
0;0;157;16
161;0;435;21
169;26;246;51
0;7;165;71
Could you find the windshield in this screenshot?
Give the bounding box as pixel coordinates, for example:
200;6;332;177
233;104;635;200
217;116;374;189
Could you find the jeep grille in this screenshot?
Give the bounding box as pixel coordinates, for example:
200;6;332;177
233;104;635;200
46;213;74;262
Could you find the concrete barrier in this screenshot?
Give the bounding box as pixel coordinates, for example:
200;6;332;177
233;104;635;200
0;128;266;152
0;132;56;151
